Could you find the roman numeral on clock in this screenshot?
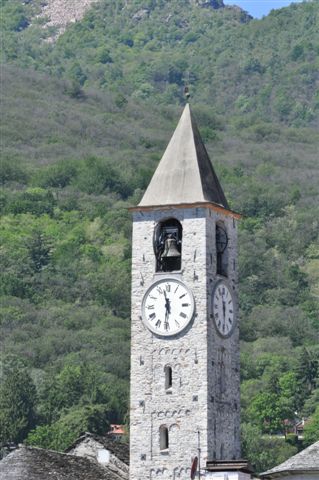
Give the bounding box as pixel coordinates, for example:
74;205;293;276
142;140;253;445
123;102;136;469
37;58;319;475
180;312;187;318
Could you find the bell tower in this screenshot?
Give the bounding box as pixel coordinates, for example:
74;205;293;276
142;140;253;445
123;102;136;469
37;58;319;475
129;104;242;480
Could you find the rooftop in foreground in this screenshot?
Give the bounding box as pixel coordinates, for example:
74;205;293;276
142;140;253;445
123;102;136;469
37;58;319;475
0;443;127;480
260;440;319;477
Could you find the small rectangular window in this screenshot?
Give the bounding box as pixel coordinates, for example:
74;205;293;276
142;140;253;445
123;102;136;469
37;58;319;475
165;365;172;390
160;426;169;450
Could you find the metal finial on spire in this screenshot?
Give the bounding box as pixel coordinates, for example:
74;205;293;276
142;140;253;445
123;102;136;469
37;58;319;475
184;85;191;102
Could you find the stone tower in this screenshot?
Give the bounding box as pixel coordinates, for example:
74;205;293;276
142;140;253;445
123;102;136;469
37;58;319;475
129;104;241;480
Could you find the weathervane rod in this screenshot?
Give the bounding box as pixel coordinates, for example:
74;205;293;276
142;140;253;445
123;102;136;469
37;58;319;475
198;430;201;479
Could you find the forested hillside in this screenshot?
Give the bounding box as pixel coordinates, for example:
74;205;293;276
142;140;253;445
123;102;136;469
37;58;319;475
1;0;319;473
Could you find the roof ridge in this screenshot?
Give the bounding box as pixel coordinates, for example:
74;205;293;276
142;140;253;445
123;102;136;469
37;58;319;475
261;440;319;476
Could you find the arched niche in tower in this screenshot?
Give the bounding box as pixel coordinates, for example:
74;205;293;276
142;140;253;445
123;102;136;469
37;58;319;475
216;221;228;277
159;425;169;451
153;218;182;272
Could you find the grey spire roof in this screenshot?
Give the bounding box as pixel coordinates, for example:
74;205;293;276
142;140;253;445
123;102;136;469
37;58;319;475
138;103;229;209
260;441;319;477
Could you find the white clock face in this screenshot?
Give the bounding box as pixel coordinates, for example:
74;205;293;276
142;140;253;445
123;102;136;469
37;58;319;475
142;278;195;336
212;281;235;337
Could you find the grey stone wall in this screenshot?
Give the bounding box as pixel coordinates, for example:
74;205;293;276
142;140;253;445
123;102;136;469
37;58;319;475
130;206;240;480
206;212;241;461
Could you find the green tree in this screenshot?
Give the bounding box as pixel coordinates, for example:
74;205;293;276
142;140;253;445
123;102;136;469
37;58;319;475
248;391;284;433
27;404;110;451
9;188;56;216
95;47;112;64
302;388;319;417
39;365;85;423
0;368;37;444
303;405;319;446
295;347;318;408
241;423;298;474
2;3;29;32
28;231;52;272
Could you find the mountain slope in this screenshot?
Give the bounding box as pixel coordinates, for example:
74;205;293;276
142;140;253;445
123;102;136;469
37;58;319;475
2;0;318;125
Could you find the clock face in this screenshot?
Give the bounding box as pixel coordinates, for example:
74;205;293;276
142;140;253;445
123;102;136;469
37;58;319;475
212;281;235;337
142;278;195;336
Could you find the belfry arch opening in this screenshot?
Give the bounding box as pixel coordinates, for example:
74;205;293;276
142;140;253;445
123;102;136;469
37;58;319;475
216;222;228;277
154;219;182;272
159;425;169;450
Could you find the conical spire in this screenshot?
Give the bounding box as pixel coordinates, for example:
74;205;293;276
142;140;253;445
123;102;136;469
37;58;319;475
138;104;229;210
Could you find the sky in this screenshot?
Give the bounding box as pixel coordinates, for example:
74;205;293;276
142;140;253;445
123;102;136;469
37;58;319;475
223;0;305;18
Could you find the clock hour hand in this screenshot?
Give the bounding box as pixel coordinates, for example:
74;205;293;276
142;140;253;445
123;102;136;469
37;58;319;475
164;309;170;330
222;301;226;331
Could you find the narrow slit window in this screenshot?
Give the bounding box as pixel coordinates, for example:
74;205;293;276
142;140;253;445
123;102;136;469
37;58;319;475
160;426;169;450
164;365;172;390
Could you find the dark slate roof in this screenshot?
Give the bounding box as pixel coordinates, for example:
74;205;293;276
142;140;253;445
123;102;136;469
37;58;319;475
206;459;254;474
138;103;229;209
0;445;126;480
260;441;319;477
65;433;129;465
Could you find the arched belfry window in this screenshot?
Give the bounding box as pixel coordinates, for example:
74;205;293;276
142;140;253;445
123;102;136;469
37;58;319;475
154;219;182;272
159;425;169;450
164;365;172;391
216;222;228;277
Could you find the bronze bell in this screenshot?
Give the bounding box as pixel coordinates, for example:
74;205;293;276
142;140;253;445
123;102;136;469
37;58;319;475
162;235;181;258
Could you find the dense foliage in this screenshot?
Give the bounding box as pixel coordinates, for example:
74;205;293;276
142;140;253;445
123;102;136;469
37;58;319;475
1;0;319;472
2;0;319;125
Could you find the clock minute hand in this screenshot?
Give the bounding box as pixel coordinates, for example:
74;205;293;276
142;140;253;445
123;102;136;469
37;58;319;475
164;304;171;331
222;301;226;320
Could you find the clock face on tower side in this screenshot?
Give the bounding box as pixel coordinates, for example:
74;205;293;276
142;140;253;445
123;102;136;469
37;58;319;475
212;280;235;337
142;277;195;336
